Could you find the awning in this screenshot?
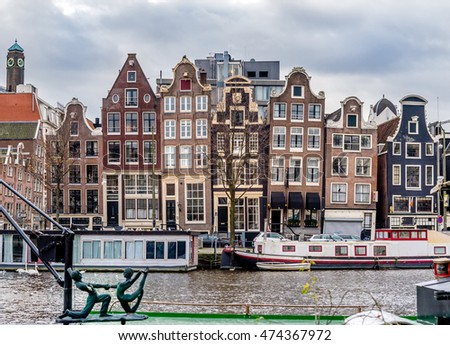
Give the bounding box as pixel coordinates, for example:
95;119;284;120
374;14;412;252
306;192;320;210
288;192;303;209
270;192;285;209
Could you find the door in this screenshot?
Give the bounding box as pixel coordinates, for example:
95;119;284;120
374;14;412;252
271;209;281;233
166;200;176;230
107;201;119;227
217;206;228;233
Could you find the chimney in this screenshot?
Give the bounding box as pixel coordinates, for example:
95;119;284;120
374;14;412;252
200;69;207;85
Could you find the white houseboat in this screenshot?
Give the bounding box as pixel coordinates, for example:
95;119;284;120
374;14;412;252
0;230;199;272
222;229;450;270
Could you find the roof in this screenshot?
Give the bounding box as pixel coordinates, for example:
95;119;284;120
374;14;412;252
8;40;24;52
373;97;396;116
377;116;400;146
326;108;341;122
0;93;40;122
0;122;38;140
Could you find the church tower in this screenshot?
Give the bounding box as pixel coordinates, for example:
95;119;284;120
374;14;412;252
6;40;25;92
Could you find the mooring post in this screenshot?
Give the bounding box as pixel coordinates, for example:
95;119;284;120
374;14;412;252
63;231;74;312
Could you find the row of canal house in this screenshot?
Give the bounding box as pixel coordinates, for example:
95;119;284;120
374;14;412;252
0;42;446;238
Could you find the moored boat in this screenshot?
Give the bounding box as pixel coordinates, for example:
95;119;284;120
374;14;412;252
256;261;311;271
222;228;450;270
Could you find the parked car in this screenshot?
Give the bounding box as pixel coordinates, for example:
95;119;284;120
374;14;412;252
308;234;344;242
198;233;230;248
253;232;287;243
335;234;361;241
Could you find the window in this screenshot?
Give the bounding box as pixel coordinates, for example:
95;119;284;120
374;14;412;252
168;241;187;259
143;141;156;164
273;103;286;119
282;245;296;252
217;133;225;152
86;190;98;213
408;121;418;134
164;97;176;113
196;145;208;168
306;157;320;184
332;157;347;176
125;89;138;107
288;157;302;183
307;128;320;150
52;189;64;213
180;120;192;139
249;133;258;153
355;184;371;204
164;120;176;139
344;135;360;151
164;146;176;168
331;183;347;203
292;85;303;98
426;143;434;156
393;196;410;212
125;141;138;163
355;158;371;176
374;246;387;256
180;145;192;168
434;247;446;255
361;135;372;149
271;157;285;182
108;141;120;163
108;113;120;133
406;143;421;158
308;245;322;253
290;127;303;149
86;165;98;184
232;133;245;155
186;183;204;222
180;96;192;112
426;165;433;186
291;104;304;121
248;198;259;230
69;190;81;213
127;71;136;82
68;141;80;158
104;240;122;259
125;199;136;219
231;110;244;127
393;165;401;185
137;199;147;219
335;246;348;256
180;79;191;91
355;246;367;256
146;241;165;260
148;199;159;220
332;134;343;148
124;175;136;194
125;241;143;260
69;165;81;184
70;121;78;136
308;104;321;120
143;112;156;133
417;197;433;213
196;119;207;138
196;95;208;111
125;112;138;133
347;114;357;128
273;127;286;148
406;166;420;189
82;240;101;259
86;141;98;157
363;213;372;230
259;71;269;78
393;142;401;155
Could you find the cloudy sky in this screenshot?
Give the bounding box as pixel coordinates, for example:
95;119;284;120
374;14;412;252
1;0;450;124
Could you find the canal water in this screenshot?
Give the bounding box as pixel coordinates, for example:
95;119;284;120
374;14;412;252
0;268;435;324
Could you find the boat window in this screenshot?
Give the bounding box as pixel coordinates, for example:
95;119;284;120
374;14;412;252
399;231;409;239
104;240;122;259
374;246;387;256
392;231;398;239
434;246;446;255
354;246;367;256
308;245;322;252
257;245;262;254
411;231;417;239
419;231;427;239
376;231;389;239
146;241;165;259
335;246;348;256
282;245;295;252
168;241;187;259
82;240;101;259
125;240;144;259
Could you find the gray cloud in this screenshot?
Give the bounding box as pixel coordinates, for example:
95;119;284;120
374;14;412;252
1;0;450;122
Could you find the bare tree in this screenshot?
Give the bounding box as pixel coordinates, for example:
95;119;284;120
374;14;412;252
210;84;270;245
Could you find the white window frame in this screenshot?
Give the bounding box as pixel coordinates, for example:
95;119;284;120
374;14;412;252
393;142;401;155
196;95;208;112
164;146;176;169
392;165;401;186
125;112;138;134
308;104;321;121
127;71;136;83
164;96;176;113
271;156;285;183
331;183;348;204
185;183;205;223
125;88;138;107
426;165;434;186
143;112;156;134
272;126;286;149
273;103;286;119
290;127;303;151
426;143;434;156
332;156;348;176
408;121;418;134
406;142;421;159
125;141;139;164
196;119;208;139
405;165;421;189
355;183;371;204
143;140;157;164
291;103;304;121
180;120;192;139
180;145;192;169
361;135;372;149
355;157;372;177
288;157;302;184
332;134;343;148
164;120;176;139
180;96;192;113
307;128;321;150
346;114;358;128
291;85;304;98
107;112;120;134
306;157;320;184
195;145;208;168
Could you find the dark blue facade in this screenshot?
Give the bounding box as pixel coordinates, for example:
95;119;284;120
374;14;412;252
384;95;437;230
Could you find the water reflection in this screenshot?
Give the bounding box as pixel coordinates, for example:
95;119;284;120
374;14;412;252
0;269;435;325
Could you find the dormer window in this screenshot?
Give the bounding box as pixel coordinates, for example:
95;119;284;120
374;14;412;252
347;114;358;128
